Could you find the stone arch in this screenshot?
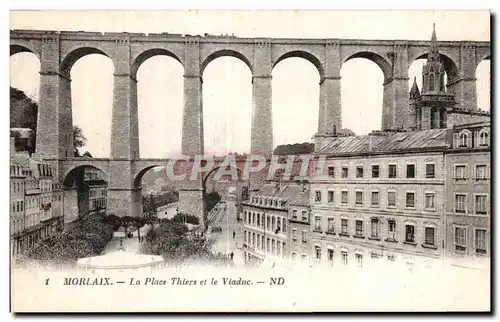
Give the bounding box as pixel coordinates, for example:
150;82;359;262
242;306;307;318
202;165;245;189
62;164;109;187
60;47;114;76
273;50;324;79
10;44;40;59
342;51;392;82
200;49;253;76
476;51;491;69
133;165;163;189
131;48;183;80
412;52;459;81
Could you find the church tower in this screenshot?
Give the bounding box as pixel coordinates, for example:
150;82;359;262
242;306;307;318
408;23;455;131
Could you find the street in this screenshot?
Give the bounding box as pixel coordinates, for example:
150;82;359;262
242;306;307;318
206;196;245;266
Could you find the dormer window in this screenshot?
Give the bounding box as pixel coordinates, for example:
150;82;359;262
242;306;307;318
458;131;470;148
479;130;489;147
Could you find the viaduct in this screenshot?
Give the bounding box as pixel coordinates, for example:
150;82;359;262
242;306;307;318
9;29;490;221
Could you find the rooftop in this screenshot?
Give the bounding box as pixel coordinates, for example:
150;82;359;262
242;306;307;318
318;129;449;155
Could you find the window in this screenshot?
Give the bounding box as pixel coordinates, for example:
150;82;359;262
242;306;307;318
302;230;307;243
372;165;379;178
426;164;435;178
355;220;363;236
356;166;364;178
327;218;335;232
282;219;287;233
341;251;348;265
475;229;487;254
292;210;297;219
292;229;297;241
342;167;348;178
314;216;321;231
291;252;297;261
301;255;307;263
370;218;379;238
475;195;487;214
328;249;334;262
479;131;489;146
315;246;321;259
341;219;348;234
388;191;396;207
328;166;335;177
459;132;469;147
425;193;435;210
257;214;260;226
371;191;379;206
267;216;270;230
388;164;397;178
406;164;415;178
475;165;487;180
371;253;379;260
454;165;467;181
388;220;396;240
328;191;334;203
425;227;435;246
455;227;466;251
341;191;348;205
355;254;363;268
406;192;415;208
455;194;467;213
315;190;321;202
301;211;308;221
355;191;363;205
405;225;415;243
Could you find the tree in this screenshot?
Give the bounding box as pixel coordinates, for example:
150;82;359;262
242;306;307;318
273;142;315;155
73;126;87;157
204;191;221;213
10;87;91;156
121;216;135;237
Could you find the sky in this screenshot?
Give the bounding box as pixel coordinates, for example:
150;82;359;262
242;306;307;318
9;10;490;158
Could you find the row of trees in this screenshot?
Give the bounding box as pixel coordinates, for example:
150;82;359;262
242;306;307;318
142;191;179;216
20;213;114;267
140;217;231;267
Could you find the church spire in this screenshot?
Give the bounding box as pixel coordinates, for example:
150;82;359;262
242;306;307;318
409;77;421;99
428;23;440;62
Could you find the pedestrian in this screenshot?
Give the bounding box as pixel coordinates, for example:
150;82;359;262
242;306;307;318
233;231;235;239
230;251;234;260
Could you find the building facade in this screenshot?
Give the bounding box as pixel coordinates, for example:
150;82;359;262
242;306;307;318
242;183;304;266
287;185;311;266
10;160;26;256
10;137;64;258
310;130;448;270
444;122;490;268
85;169;108;216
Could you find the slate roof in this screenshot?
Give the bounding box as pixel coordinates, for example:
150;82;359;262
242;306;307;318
253;183;310;207
319;129;449;155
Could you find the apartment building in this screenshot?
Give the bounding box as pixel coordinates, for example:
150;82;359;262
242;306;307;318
10;137;64;257
310;130;448;269
288;185;311;265
85;169;108;215
444;122;490;268
242;183;310;266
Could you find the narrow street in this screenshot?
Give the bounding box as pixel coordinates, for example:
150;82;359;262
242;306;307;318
206;195;245;266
